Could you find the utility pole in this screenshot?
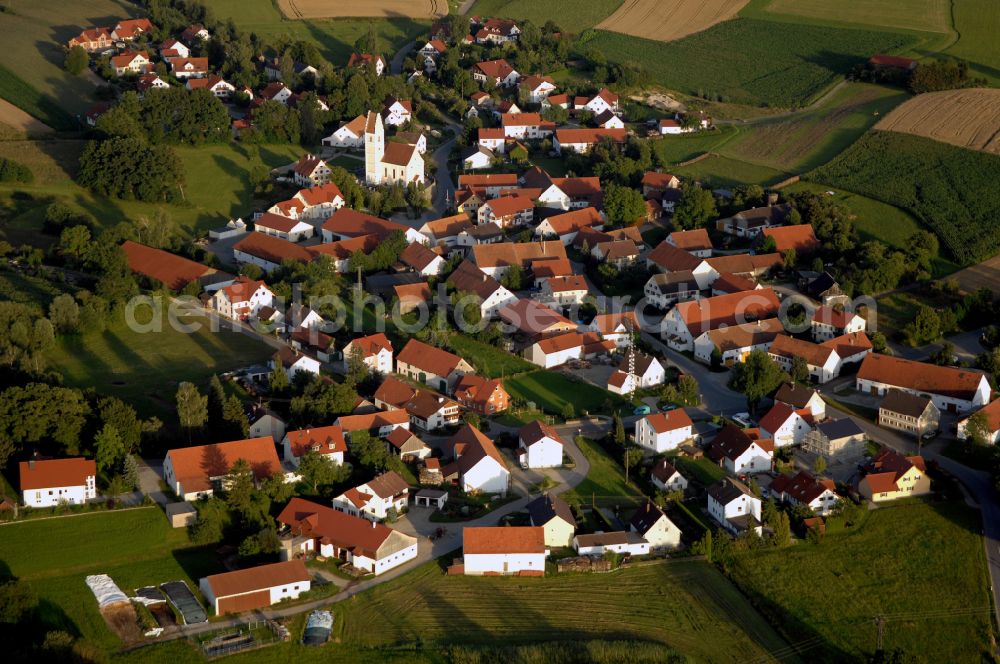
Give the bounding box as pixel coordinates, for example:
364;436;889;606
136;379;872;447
874;615;886;652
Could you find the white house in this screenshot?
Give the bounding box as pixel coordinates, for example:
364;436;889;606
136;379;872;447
446;425;510;495
629;501;681;551
775;382;827;421
163;437;282;501
209;276;274;321
578;88;619;115
811;306;866;342
707;426;774;475
707;478;763;535
254;212;314;243
395;339;474;394
463;145;495;170
19;458;96;507
281;425;347;467
398;242;445;277
594;110;625;130
857;353;991;414
292;154;331;188
526;331;615;369
539;275;589;308
462;527;547;576
692;319;784;367
608;352;666;395
111;50;151;76
446;260;518;320
520;75;557;103
635;410;694;454
471;59;520;88
382;97;413;126
574;532;649;557
342;333;394;374
187;75;235;98
769;471;840;516
501;112;554;140
526;494;576;547
957;399;1000;444
278;498;418;575
322;114;366;149
159;39;190;60
199;560;310;616
758;402;814;447
644;272;701;310
332;471;410;522
271;347;321;381
767;335;842;385
650;459;688;493
517;420;564;469
170;57;208;79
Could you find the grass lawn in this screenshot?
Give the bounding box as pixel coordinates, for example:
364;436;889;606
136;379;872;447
0;507;221;653
563;437;643;501
0;141;304;241
504;370;629;417
673;154;791;188
492;408;549;427
466;0;623;33
47;302;272;419
335;558;796;661
528;156;570;177
650;125;741;165
446;333;535;378
671;456;726;487
728;500;994;662
946;0;1000;84
756;0;953;34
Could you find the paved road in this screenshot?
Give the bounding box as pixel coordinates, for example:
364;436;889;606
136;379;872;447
640;331;746;413
390;41;416;76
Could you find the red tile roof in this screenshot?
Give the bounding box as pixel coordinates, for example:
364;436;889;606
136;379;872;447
499;299;575;336
762;224;819;253
484;195;534;217
346;333;393;359
642;172;678;189
668;228;711;251
770;471;835;505
712;272;757;294
285;425;346;458
471;240;566;269
336;409;410;433
643;410;693;434
278;497;397;558
768;334;837;368
219;275;267;304
322;209;409;239
166;437;281;494
648;241;703;272
255;212;307;234
397;339;466;377
758;402;813;435
820;331;872;358
464;526;545;554
296;182;343;206
121;240;215;290
857;354;988;401
203;559;310;599
541;207;602;236
674;288;781;337
473;59;516;80
861;448;925;493
449;424;507;472
555;128;627;145
19;458;95;491
234;232;314;264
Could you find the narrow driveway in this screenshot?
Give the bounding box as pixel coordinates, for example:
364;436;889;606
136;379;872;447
390;41;416;76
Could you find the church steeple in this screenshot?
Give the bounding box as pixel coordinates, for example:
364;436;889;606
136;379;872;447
364;110;384;185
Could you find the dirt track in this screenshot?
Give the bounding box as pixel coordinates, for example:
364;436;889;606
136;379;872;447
598;0;749;42
277;0;446;19
874;88;1000;155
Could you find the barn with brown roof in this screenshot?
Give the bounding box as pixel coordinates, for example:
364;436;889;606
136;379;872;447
199;560;310;616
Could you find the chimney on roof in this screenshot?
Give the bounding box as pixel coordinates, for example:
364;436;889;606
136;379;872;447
28;459;35;470
371;519;376;528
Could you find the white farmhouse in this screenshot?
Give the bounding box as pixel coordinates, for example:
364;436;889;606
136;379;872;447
634;410;694;454
650;458;688;493
758;402;814;447
517;420;564;469
332;471;410;522
199;560;310;616
629;501;681;552
462;526;547;576
707;478;763;535
19;458;97;507
445;425;510;495
707;425;774;475
281;425;347;467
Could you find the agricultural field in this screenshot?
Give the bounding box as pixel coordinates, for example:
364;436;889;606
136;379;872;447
729;500;994;662
759;0;952;34
0;0;139;125
598;0;749;43
810;130;1000;265
48;301;272;419
277;0;446;20
0;508;221;653
945;0;1000;84
0;98;53;137
337;559;797;661
467;0;623;33
874;88;1000;155
949;254;1000;295
673;154;790;188
651;125;740;164
584;20;916;108
721;83;909;172
504;370;629;418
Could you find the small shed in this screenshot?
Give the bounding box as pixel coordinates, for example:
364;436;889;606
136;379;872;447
414;488;448;510
166;501;198;528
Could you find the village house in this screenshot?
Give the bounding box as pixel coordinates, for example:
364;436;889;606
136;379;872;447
520;75;557;103
443;424;510;495
290;328;335;362
576;88;620;115
517;420;565;469
111;50;152;76
665;228;712;257
802;418;867;461
707;478;763;536
477;195;535;228
957;399;1000;444
821;331;873;367
540;275;589;308
707;425;774;475
526;331;615;368
68;27;113;52
281;425;347;467
534;207;603;245
758;402;815;447
163;437;282;501
249;409;286;443
595;110;625;130
120;240;221;291
608;352;666;395
711;272;760;296
19;458;96;507
385;427;432;461
527;494;576;547
453;374;510;415
644;272;701;310
342;333;394;375
762;224;819;256
471;240;567;280
811;305;866;342
347;52;386;76
461;526;546;576
292;154;331;187
858;448;930;503
658;118;685;135
499;298;576;338
232;232;315;273
634;410;694;454
111;17;154;40
553;128;627;154
398;242;445;277
271;347;321;381
259;81;293;104
501;112;555;139
332;471;410;522
471;58;520;87
321;208;426;245
716;204;792;237
775;382;826;420
322;114;367;149
170;57;209;79
662;288;781;352
419;214;475;248
856;354;991;414
651;458;688;493
463;145;495;170
878;390;941;437
396;339;474;393
769;471;840;515
335;409;410;441
186;75;235;98
209;276;274;321
418;39;447;59
181;23;210;43
200;560;310;616
474;18;521;44
574;531;649;557
692;318;784;367
254;212;314;242
457;172;519;198
446;260;518;320
592;239;642;268
278;498;418;574
137;72;171;94
767;334;842;384
382;96;413;126
629;501;682;552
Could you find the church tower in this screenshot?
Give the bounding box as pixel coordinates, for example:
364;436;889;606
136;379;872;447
364;111;384;185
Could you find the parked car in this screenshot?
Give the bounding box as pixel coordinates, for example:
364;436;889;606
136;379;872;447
633;405;652;416
732;413;753;428
660;404;677;412
921;429;940;441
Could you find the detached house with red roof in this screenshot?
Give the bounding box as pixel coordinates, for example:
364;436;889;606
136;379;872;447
170;57;209;79
444;425;510;495
666;228;712;258
322;114;367;149
526;331;615;368
762;224;819;255
68;27;113;52
454;374;510;415
577;88;619;115
461;526;545;576
858;448;930;503
758;402;815;447
396;339;474;393
292;154;331;187
186;75;235;98
517;421;565;469
553;127;627;154
332;471;410;522
382;96;413;126
278;497;418;574
811;305;866;342
111;50;152;76
19;458;96;507
347;52;385;76
520;75;557;103
769;471;840;515
342;333;393;374
635;410;694;454
767;334;843;384
708;425;774;475
209;276;274;320
111;18;154;41
957;399;1000;444
474;18;521;44
163;437;282;500
281;425;347;467
254;211;314;242
663;288;781;352
856;354;991;414
200;560;309;616
471;59;519;87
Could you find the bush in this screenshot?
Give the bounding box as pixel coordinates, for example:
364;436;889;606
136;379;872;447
64;46;89;75
0;158;33;184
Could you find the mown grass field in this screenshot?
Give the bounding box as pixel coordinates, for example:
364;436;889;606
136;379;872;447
446;333;535;378
758;0;952;34
944;0;1000;84
585;19;916;109
47;302;272;418
0;508;220;653
673;154;791;188
810;130;1000;265
721;83;909;172
212;0;428;66
651;125;740;164
504;370;629;417
564;437;644;500
0;0;139;124
468;0;622;33
336;559;797;661
729;500;994;662
0;142;304;241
